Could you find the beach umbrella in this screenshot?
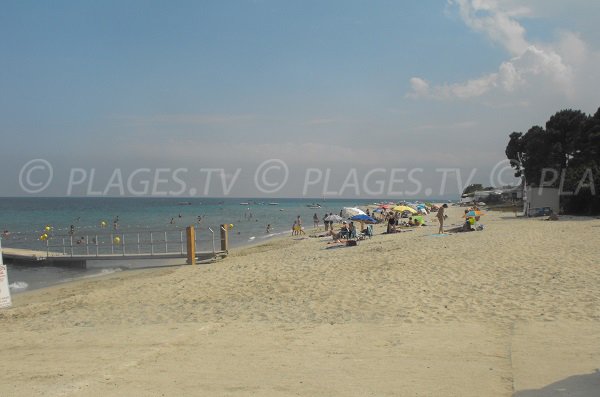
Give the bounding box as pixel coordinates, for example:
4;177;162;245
393;205;417;214
342;207;366;217
378;204;391;209
411;215;425;224
349;214;377;223
325;214;343;223
464;210;484;218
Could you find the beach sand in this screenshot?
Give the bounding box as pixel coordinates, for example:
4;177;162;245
1;207;600;396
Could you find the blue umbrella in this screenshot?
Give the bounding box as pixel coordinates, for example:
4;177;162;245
465;210;483;217
350;214;377;223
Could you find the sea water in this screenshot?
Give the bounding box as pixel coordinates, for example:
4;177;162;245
0;197;387;292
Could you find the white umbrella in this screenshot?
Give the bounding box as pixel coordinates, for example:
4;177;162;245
324;214;343;223
342;207;366;217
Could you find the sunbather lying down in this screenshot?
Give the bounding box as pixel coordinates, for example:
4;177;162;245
447;221;475;233
309;230;349;243
383;227;413;234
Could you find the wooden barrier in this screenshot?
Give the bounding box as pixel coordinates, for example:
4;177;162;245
220;224;229;252
186;226;196;265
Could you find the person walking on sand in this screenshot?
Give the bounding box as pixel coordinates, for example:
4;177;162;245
437;203;448;234
313;213;319;229
296;215;305;235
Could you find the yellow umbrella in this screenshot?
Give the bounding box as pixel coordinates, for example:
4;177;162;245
393;205;417;214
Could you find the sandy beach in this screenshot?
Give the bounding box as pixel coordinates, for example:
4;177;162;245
1;206;600;396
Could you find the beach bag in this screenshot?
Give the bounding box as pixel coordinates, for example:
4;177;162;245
346;240;357;247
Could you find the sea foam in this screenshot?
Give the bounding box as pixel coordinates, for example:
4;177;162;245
9;281;28;291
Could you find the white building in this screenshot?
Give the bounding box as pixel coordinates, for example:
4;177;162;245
524;186;560;216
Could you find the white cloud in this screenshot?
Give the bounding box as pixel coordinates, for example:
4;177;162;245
454;0;529;56
555;31;588;67
408;77;430;98
409;0;581;101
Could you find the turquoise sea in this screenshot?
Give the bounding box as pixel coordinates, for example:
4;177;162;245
1;197;403;293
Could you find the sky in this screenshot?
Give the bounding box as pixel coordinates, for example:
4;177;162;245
1;0;599;198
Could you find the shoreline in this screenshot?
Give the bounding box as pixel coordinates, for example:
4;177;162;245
7;206;587;298
2;207;600;396
5;222;296;295
9;207;599;299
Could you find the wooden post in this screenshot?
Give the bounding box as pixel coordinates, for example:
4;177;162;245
186;226;196;265
220;224;229;252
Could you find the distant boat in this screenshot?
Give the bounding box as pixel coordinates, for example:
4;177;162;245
239;202;249;205
307;203;321;209
177;202;192;206
268;202;279;205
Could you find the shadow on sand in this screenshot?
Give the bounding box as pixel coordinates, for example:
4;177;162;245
513;370;600;397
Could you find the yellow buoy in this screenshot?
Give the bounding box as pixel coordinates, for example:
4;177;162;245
113;236;121;244
44;226;51;232
229;224;234;229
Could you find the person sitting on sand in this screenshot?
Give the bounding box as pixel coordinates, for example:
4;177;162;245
387;216;396;233
348;222;357;239
447;219;474;233
340;222;349;239
330;230;343;242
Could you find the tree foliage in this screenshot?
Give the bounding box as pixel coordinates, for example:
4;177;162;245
462;184;483;195
506;107;600;214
